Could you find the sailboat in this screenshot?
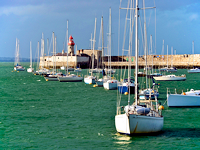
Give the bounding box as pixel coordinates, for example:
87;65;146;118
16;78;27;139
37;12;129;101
27;41;34;72
146;35;162;78
153;74;186;81
14;38;25;71
95;16;109;87
74;65;82;72
167;88;200;107
115;0;163;134
139;23;159;100
84;18;97;84
58;37;83;82
188;41;200;73
44;32;63;81
167;46;177;72
58;20;83;82
36;33;50;75
117;7;136;94
103;8;118;90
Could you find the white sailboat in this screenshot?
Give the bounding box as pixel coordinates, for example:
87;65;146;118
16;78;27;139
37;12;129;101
146;35;162;78
115;0;163;134
36;33;50;75
84;18;97;84
95;16;108;87
153;74;186;81
27;41;34;72
139;19;159;100
159;40;167;72
44;33;63;81
74;67;82;72
188;41;200;73
14;38;25;71
167;89;200;107
58;20;83;82
167;46;177;72
159;44;177;72
103;8;118;90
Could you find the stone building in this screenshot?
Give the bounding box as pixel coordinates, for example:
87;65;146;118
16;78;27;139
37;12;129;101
39;35;102;69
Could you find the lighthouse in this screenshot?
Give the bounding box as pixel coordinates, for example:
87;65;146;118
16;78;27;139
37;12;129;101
68;35;75;56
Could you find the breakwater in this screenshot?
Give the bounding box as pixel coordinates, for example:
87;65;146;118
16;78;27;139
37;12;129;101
39;54;200;69
104;54;200;69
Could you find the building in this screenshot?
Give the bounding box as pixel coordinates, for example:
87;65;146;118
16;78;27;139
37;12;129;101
39;35;102;69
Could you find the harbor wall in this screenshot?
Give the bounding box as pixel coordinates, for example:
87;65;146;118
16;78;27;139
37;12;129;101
103;54;200;69
39;53;200;69
39;55;89;69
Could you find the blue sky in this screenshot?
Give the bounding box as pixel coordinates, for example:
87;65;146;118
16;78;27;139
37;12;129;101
0;0;200;58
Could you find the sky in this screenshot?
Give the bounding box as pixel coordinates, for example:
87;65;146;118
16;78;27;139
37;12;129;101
0;0;200;58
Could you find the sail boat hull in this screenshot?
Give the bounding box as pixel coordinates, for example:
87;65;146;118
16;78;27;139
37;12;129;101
188;68;200;73
84;76;96;84
103;80;118;90
153;75;186;81
115;114;164;134
118;85;135;94
27;68;34;72
58;75;83;82
14;66;25;71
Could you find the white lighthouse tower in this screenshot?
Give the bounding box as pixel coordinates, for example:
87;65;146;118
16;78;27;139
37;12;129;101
68;35;75;56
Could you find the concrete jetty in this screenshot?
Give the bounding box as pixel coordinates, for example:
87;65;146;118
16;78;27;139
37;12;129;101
39;53;200;69
104;54;200;69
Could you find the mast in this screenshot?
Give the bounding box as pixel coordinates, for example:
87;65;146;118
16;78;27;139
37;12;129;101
37;41;40;71
101;16;104;69
162;40;164;67
47;38;49;69
55;36;57;73
15;38;20;65
17;39;20;64
167;45;168;68
143;0;148;89
150;35;153;73
109;7;112;76
30;41;32;68
15;38;19;65
135;0;139;105
192;41;194;68
92;18;97;73
52;32;55;72
66;20;69;75
41;33;44;69
128;0;133;105
171;46;173;68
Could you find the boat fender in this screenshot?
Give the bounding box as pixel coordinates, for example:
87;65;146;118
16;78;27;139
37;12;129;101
158;105;164;110
124;92;128;95
182;92;186;95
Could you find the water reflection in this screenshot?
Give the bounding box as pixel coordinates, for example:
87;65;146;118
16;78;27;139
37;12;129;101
113;133;132;145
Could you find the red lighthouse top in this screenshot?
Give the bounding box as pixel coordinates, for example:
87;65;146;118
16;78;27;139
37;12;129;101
68;35;75;46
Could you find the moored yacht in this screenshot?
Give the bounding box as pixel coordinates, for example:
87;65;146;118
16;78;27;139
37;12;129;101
153;74;186;81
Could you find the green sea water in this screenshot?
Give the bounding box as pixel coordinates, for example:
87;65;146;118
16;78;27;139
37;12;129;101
1;62;200;149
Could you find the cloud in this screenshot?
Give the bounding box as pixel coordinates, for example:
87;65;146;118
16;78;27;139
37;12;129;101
0;5;47;16
189;13;198;21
